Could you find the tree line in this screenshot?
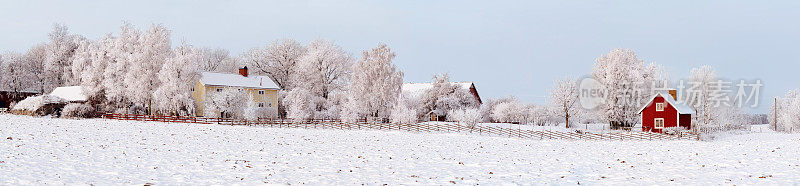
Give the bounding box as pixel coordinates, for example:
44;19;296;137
0;23;404;122
0;23;763;132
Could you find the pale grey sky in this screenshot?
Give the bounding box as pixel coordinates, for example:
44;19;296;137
2;0;799;113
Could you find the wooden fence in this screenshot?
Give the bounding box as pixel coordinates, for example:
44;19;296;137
101;113;698;141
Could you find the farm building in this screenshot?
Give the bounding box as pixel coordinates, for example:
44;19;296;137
401;81;482;121
10;95;67;116
637;90;695;133
0;90;39;109
9;86;87;116
192;67;279;118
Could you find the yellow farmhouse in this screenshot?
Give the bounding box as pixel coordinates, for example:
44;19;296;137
191;67;279;117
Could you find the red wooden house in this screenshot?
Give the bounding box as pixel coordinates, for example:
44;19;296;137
637;90;695;133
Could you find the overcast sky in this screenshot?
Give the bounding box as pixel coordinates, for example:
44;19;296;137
2;0;799;113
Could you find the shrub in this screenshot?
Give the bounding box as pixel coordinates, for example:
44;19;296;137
240;97;280;121
663;127;688;135
390;104;418;124
448;108;482;128
62;103;97;118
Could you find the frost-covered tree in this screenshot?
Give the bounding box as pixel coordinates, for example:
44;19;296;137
774;89;800;132
284;39;353;119
685;65;746;133
241;39;306;90
103;23;141;109
525;105;549;126
686;65;717;128
71;23;174;113
153;43;201;116
70;40;93;88
419;74;480;119
319;91;346;119
75;35;116;106
283;88;323;120
204;88;247;119
490;98;530;123
43;24;83;92
243;97;260;121
341;43;404;122
0;52;35;94
243;94;273;121
390;93;420;123
24;43;48;94
547;78;579;128
591;48;664;129
292;39;353;99
197;47;237;73
240;39;306;118
125;24;172;114
484;98;545;125
448;108;482;127
479;96;517;123
390;105;418;124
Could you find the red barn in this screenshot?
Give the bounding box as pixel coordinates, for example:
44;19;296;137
637;90;695;133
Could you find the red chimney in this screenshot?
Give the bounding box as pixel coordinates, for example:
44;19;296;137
239;66;248;77
668;89;677;101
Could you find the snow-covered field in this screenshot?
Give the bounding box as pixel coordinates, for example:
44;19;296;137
2;114;799;185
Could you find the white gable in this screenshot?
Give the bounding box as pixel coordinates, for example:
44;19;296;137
637;92;695;114
199;72;279;89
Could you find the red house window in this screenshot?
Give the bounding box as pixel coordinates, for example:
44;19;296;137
654;118;665;129
656;103;664;111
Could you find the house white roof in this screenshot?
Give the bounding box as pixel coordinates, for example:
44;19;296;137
401;82;474;97
199;72;279;89
637;92;695;114
49;86;87;102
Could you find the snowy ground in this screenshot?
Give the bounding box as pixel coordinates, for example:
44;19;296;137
2;114;799;185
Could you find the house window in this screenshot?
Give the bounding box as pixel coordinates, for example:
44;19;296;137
654;118;665;129
216;88;222;92
258;103;265;107
190;87;195;92
656;103;664;111
269;103;272;107
258;90;265;95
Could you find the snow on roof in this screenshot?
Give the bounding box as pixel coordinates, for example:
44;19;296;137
401;82;474;97
199;72;279;89
50;86;87;102
637;92;695;114
12;95;67;111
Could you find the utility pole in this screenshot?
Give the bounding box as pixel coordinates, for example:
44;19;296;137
774;97;778;132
